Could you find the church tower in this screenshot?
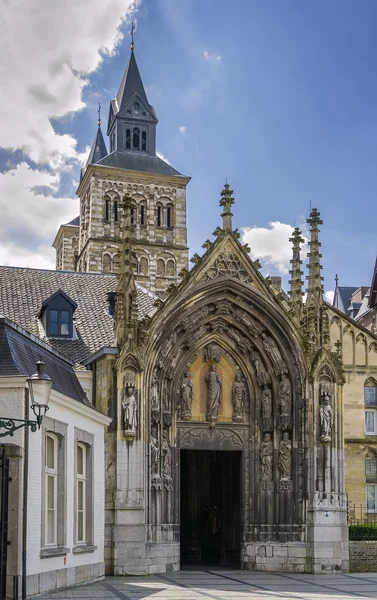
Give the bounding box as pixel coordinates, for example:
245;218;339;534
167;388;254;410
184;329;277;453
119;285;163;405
55;34;190;293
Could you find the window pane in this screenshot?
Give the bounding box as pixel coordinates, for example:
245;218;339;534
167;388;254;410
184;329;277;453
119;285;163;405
367;485;376;510
47;509;55;544
78;480;84;510
140;205;145;226
366;457;377;481
77;445;84;475
133;128;140;150
77;511;84;542
60;311;69;323
49;322;58;335
46;436;55;469
47;475;55;510
365;411;376;433
365;386;377;406
50;310;58;323
60;322;69;335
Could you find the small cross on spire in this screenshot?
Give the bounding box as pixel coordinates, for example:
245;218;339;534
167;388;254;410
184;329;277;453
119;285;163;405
335;273;339;287
130;22;135;51
98;102;101;127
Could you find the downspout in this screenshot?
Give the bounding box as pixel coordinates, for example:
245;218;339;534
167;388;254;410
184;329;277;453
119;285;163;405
22;389;29;600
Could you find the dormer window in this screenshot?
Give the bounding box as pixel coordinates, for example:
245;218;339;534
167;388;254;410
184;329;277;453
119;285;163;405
39;290;77;339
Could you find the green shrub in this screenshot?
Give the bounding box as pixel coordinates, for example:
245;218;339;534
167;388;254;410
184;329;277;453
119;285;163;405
349;523;377;541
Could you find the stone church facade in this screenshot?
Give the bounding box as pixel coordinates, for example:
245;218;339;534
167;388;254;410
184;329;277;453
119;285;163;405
3;42;376;586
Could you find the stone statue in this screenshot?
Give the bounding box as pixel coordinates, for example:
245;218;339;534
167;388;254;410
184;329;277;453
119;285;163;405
150;371;159;411
162;430;172;481
278;373;292;416
122;383;137;434
320;388;333;443
232;373;245;422
206;364;222;422
180;370;193;420
150;427;160;477
260;433;273;481
251;352;270;387
204;344;221;363
261;386;272;419
262;333;287;376
279;432;292;480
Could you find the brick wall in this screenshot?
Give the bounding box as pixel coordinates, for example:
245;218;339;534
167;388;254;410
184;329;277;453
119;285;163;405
349;541;377;572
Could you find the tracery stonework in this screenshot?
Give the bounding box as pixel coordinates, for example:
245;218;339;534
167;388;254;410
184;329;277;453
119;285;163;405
203;244;252;284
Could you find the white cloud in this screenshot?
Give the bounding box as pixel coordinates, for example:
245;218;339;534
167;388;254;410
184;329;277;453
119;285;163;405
179;125;186;134
241;221;308;276
325;290;335;304
156;151;171;165
0;163;77;269
0;0;139;167
203;50;222;62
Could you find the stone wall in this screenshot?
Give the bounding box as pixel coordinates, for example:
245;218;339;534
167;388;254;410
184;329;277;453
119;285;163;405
349;541;377;572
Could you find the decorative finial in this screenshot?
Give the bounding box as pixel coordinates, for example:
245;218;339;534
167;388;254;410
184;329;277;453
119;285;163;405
219;182;235;230
130;22;135;51
97;102;101;127
335;273;339;287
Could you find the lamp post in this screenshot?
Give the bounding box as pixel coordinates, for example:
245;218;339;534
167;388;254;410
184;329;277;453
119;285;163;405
0;361;52;438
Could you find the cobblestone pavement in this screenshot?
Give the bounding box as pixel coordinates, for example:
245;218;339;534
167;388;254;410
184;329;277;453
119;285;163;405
38;570;377;600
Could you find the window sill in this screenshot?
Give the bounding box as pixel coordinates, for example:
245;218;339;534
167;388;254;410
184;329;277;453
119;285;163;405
40;547;70;558
72;544;97;555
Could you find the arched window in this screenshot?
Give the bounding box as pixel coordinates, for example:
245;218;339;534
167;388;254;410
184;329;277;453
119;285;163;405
105;197;110;221
113;254;120;274
113;200;118;222
131;207;136;225
133;128;140;150
134;103;139;116
166;205;172;228
365;379;377;435
140;204;146;226
141;131;147;151
157;205;162;227
366;452;377;511
139;257;148;275
166;259;175;277
125;129;131;149
157;259;165;277
103;254;111;273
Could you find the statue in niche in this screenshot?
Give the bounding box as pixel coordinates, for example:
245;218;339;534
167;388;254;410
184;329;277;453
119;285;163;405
205;344;221;363
150;371;159;411
261;386;272;419
162;430;172;489
150;426;161;490
260;433;273;481
180;370;193;420
122;382;137;436
319;385;333;443
278;373;292;416
206;364;222;423
232;373;245;423
262;332;287;376
279;432;292;480
162;386;171;427
251;352;270;387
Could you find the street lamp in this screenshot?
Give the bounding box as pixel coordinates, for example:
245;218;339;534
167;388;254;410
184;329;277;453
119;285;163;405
0;361;52;437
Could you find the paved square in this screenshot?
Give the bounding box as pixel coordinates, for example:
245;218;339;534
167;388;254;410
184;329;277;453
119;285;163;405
38;570;377;600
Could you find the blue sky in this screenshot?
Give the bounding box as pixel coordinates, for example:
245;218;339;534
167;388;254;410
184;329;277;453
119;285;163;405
1;0;377;296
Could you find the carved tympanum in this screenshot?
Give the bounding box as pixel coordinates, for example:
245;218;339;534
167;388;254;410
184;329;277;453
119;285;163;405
232;373;245;422
206;364;222;425
180;370;193;421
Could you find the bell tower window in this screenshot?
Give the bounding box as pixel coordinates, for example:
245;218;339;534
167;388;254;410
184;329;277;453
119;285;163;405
141;131;147;151
140;204;145;226
105;198;110;221
125;129;131;149
114;200;118;222
133;128;140;150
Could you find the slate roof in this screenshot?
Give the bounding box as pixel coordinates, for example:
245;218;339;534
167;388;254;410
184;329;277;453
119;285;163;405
0;317;88;403
115;51;150;114
96;151;183;177
86;125;108;166
0;267;157;364
333;286;358;313
66;216;80;227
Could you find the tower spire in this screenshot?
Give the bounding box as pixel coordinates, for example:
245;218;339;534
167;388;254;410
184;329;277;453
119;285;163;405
219;182;234;230
85;107;108;166
306;207;324;306
115;195;138;347
288;226;305;318
130;21;135;52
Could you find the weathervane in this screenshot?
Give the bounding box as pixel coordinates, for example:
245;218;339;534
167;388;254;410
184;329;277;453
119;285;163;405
98;102;101;127
130;22;135;51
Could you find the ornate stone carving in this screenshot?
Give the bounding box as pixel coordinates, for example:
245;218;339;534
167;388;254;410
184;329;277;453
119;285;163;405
279;432;292;480
203;244;252;284
261;386;273;431
185;325;207;349
122;378;137;439
215;300;231;315
150;370;160;424
260;433;273;481
262;332;287;376
205;364;222;426
160;331;177;359
233;308;263;337
180;370;193;421
251;351;270;387
278;373;292;417
150;427;161;491
162;386;171;427
162;430;173;490
319;384;333;444
204;344;221;363
181;306;211;331
232;373;245;423
226;327;252;353
278;479;293;493
180;426;244;450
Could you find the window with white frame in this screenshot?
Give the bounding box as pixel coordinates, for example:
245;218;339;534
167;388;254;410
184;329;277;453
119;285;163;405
366;453;377;511
45;433;58;546
76;442;87;544
365;379;377;435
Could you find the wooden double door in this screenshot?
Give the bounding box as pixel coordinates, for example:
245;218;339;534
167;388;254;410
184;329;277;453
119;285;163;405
180;450;241;567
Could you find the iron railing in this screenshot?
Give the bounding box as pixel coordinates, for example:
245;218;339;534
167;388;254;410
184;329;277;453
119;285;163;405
348;503;377;540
